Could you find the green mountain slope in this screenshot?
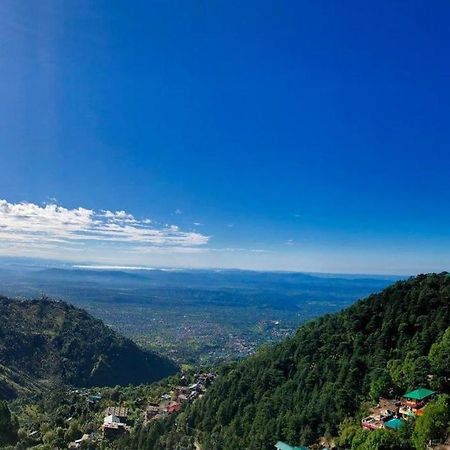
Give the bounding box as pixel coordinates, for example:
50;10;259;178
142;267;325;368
182;273;450;449
0;296;178;399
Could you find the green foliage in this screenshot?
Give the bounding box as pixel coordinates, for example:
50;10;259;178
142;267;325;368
3;273;450;450
0;400;18;446
65;419;82;442
117;414;195;450
9;369;204;450
351;428;406;450
369;369;392;402
0;297;178;398
429;327;450;391
412;394;450;450
388;352;430;391
176;273;450;449
335;418;360;447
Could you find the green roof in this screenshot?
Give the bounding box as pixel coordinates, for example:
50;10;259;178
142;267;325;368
385;418;405;430
275;441;309;450
403;388;435;401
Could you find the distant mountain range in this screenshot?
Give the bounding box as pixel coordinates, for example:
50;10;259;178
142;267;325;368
0;296;178;399
0;262;406;367
0;261;402;296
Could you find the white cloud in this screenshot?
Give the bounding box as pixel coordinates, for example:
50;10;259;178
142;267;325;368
0;200;278;268
72;265;175;271
0;200;210;256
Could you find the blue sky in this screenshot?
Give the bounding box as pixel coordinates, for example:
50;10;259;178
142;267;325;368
0;1;449;274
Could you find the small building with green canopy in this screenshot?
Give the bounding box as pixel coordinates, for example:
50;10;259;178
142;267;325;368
401;387;436;416
275;441;309;450
403;388;435;402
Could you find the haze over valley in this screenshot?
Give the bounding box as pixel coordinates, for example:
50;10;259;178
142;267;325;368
0;260;399;365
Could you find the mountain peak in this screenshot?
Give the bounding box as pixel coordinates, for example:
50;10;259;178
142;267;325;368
0;296;178;398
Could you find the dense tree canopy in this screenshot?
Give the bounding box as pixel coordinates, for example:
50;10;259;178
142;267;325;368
178;273;450;449
429;327;450;391
0;297;178;398
0;400;18;446
412;394;450;450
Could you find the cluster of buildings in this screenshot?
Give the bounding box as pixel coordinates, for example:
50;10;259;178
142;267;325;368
145;372;216;423
275;388;439;450
361;387;436;431
67;372;217;446
68;389;103;405
70;406;131;446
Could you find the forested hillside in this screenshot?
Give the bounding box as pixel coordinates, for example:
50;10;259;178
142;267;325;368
178;273;450;449
1;274;449;450
0;296;178;398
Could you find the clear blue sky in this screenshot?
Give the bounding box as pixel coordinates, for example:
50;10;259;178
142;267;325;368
0;0;449;274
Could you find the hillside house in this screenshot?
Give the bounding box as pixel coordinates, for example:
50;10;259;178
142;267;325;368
159;399;171;415
400;388;435;417
362;388;436;432
175;386;190;395
102;414;130;439
189;390;200;401
189;382;204;392
88;394;102;403
103;415;121;425
361;399;397;431
145;403;160;421
167;401;181;414
103;406;128;422
361;416;384;430
361;396;407;431
403;387;435;406
198;372;216;385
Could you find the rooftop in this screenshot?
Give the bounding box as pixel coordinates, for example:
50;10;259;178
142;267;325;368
385;418;405;430
403;388;436;401
103;415;121;425
104;406;128;417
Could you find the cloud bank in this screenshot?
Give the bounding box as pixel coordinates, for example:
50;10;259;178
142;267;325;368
0;199;446;274
0;200;209;258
